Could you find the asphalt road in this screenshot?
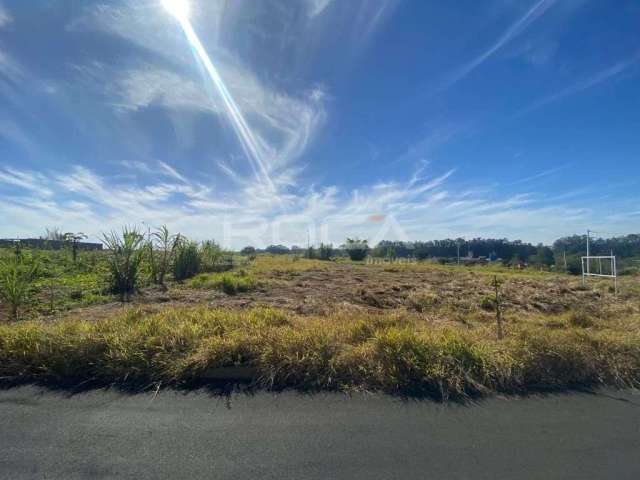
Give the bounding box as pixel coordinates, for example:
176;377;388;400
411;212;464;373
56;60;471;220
1;386;639;480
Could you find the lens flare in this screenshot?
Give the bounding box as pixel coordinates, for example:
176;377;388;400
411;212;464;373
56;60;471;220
162;0;190;20
163;0;274;191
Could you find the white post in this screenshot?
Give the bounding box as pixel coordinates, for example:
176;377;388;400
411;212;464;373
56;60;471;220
586;229;590;276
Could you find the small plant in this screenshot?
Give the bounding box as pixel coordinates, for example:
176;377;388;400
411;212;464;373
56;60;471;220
102;227;145;301
480;296;495;311
492;276;504;340
0;255;40;321
568;310;594;328
344;238;369;261
173;240;201;281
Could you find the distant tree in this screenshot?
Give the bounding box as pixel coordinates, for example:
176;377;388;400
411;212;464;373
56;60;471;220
265;245;290;255
63;232;87;262
241;246;256;256
344;238;369;261
318;243;333;261
42;227;65;241
530;245;555;268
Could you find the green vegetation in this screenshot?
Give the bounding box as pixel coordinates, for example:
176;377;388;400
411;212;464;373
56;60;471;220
189;271;258;294
102;228;145;301
173;241;201;281
0;255;40;320
0;306;638;398
344;238;369;261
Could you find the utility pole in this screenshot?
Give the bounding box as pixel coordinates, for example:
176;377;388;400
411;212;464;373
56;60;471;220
457;241;460;265
563;250;567;272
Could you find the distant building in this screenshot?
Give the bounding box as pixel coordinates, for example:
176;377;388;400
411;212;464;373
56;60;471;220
0;238;103;251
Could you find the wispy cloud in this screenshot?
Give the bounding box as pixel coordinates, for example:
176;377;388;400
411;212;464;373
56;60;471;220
507;164;570;186
516;52;640;116
306;0;334;18
1;162;633;246
69;2;328;202
0;2;12;28
440;0;557;91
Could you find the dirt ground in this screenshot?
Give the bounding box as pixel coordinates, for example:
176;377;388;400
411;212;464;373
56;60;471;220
57;263;638;323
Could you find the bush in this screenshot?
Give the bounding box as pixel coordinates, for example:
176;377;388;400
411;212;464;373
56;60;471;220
344;238;369;261
102;228;145;301
199;240;228;272
173;241;201;281
0;255;40;320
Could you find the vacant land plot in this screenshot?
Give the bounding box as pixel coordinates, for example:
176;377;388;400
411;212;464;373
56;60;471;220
1;255;639;398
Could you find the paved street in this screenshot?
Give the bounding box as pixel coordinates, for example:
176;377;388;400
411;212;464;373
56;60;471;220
1;386;639;479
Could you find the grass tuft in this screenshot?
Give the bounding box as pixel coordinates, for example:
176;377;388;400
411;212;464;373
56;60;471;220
188;271;258;294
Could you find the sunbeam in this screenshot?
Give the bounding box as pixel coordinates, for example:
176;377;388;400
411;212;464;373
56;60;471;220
162;0;275;191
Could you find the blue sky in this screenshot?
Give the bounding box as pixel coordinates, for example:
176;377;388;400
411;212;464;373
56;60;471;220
0;0;639;248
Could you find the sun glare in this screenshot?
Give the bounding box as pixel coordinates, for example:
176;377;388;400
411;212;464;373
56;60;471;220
162;0;190;21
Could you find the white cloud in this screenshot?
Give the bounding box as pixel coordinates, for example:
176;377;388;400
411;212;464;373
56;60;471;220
306;0;334;18
516;52;640;116
1;163;634;247
0;3;12;28
439;0;557;91
69;1;328;200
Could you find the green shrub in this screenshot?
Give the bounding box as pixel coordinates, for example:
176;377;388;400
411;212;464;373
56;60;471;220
480;296;495;311
0;256;40;320
173;241;200;281
101;228;145;301
345;238;369;261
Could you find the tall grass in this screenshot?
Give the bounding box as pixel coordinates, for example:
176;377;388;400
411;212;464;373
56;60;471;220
102;228;145;301
173;240;200;281
0;256;40;320
1;307;638;397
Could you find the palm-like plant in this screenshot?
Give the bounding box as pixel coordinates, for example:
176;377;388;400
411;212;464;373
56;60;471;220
152;225;179;285
0;256;39;321
102;227;145;301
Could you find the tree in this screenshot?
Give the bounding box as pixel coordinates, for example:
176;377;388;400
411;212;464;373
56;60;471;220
241;246;256;256
318;243;333;261
344;238;369;261
63;232;87;262
265;245;290;255
530;245;554;268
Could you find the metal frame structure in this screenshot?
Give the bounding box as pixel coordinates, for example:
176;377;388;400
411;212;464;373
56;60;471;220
581;255;617;294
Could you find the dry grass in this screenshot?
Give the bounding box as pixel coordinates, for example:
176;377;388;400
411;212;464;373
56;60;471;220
1;306;638;398
249;255;329;274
